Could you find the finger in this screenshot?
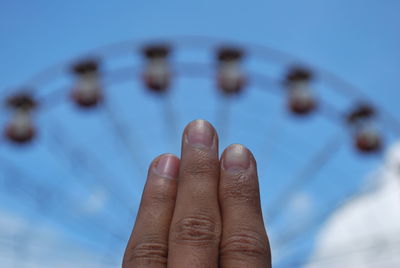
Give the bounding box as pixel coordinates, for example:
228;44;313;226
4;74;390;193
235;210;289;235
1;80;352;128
219;144;271;268
123;154;180;268
168;119;221;268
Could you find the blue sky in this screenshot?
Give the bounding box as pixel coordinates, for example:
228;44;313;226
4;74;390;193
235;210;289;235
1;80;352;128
0;0;399;267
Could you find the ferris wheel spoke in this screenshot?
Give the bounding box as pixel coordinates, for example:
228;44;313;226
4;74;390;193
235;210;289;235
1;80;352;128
0;156;128;245
2;150;131;264
161;93;180;150
1;118;133;239
274;163;394;259
216;95;233;142
44;121;137;216
260;105;287;166
101;99;148;179
273;189;362;262
267;133;343;225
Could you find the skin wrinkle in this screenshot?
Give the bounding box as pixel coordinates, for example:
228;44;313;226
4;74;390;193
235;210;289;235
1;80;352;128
220;230;270;259
171;213;220;247
128;240;168;264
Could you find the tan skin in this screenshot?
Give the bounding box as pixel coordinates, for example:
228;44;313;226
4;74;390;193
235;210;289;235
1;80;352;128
123;119;271;268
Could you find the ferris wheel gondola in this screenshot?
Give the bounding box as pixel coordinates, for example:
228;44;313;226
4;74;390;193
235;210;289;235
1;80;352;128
4;92;37;144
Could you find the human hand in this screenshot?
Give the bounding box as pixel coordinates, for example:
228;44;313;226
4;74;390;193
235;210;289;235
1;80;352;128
123;119;271;267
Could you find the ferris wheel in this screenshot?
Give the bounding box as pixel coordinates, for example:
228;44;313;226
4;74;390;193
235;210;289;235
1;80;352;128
0;36;398;268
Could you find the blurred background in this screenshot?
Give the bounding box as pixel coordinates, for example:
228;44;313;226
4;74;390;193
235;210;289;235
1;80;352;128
0;0;400;267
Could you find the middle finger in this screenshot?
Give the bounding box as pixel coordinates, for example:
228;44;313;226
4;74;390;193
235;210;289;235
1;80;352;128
168;120;221;268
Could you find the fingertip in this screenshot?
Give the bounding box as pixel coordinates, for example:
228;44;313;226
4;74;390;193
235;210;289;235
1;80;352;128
221;144;250;170
221;144;257;171
184;119;217;134
219;143;261;207
183;119;218;149
152;153;180;179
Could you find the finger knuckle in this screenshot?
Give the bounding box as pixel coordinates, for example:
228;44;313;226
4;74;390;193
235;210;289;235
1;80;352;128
124;238;168;266
221;230;270;260
171;214;220;247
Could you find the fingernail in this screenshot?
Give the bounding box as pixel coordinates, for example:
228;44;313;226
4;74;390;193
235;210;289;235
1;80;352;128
154;154;179;179
223;144;251;171
186;119;214;148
